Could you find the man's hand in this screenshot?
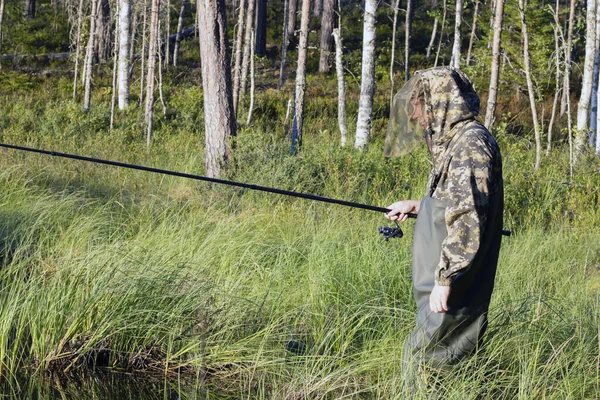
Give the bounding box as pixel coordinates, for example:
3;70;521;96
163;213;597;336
385;200;420;222
429;284;451;313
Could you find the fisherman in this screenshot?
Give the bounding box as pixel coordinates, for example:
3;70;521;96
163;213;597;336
383;67;504;379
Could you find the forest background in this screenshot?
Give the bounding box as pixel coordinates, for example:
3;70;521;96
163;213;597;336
0;0;600;398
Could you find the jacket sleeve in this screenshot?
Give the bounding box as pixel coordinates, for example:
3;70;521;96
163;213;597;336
435;141;492;286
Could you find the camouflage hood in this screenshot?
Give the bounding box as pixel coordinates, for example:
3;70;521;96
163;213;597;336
384;66;480;166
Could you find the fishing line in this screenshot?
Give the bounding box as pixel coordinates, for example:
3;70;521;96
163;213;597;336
0;142;510;237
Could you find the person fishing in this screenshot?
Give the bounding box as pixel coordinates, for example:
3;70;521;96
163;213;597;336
383;67;504;378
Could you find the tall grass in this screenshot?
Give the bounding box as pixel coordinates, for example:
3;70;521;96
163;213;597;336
1;72;599;398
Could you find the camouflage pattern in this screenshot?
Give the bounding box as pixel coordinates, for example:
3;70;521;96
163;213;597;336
413;66;503;286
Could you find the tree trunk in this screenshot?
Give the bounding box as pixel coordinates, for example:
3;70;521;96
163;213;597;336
111;0;120;129
318;0;335;73
145;0;160;147
278;0;290;88
466;0;479;66
0;0;5;73
173;0;187;67
96;0;111;61
404;0;413;81
286;0;298;48
547;0;562;155
25;0;36;19
591;1;600;149
518;0;541;172
118;0;131;110
292;0;311;150
355;0;377;147
434;0;447;67
565;0;577;179
157;18;167;116
255;0;267;57
232;0;246;111
140;0;148;105
333;28;348;147
575;0;596;158
450;0;463;68
389;0;400;106
426;18;438;59
72;0;85;99
165;0;170;68
561;0;576;116
313;0;322;16
239;0;256;101
198;0;236;178
484;0;504;130
129;4;138;63
246;30;255;125
83;0;100;112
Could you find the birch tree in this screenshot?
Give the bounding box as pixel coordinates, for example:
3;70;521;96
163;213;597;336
278;0;290;88
198;0;236;177
404;0;412;81
484;0;505;130
560;0;576;116
450;0;463;68
239;0;256;103
590;2;600;149
518;0;541;171
466;0;479;65
118;0;131;110
355;0;378;147
390;0;400;106
434;0;447;67
173;0;187;67
292;0;311;148
547;0;562;154
145;0;160;146
72;0;85;99
575;0;596;158
426;0;439;59
83;0;100;112
232;0;246;111
0;0;5;73
333;28;348;146
318;0;335;73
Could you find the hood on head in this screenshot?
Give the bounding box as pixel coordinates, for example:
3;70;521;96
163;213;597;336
383;66;480;159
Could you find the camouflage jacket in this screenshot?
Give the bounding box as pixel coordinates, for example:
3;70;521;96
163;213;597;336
416;67;503;286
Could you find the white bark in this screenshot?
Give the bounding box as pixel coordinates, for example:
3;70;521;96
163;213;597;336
575;0;596;157
466;0;479;66
72;0;85;98
157;18;166;116
404;0;412;81
278;0;290;89
232;0;246;111
591;1;600;148
333;28;348;147
246;31;255;125
561;0;576;116
450;0;463;68
198;0;236;177
547;0;562;155
140;0;148;104
355;0;377;147
145;0;160;147
118;0;131;110
0;0;5;73
426;18;439;59
240;0;256;100
434;0;447;67
83;0;100;112
111;0;120;129
293;0;311;145
164;0;170;68
174;0;186;67
518;0;541;172
484;0;504;130
390;0;399;108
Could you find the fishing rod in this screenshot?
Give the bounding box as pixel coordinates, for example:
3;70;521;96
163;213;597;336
0;143;510;239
